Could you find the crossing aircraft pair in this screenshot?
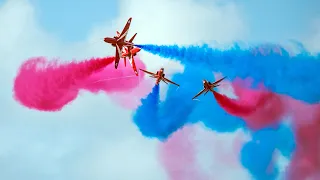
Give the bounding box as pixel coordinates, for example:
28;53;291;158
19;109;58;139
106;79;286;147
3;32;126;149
103;17;140;75
140;68;226;100
103;17;226;100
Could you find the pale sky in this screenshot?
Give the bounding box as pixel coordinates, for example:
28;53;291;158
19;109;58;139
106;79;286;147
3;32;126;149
0;0;319;179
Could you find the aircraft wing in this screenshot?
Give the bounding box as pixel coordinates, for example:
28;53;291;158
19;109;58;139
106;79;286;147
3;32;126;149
163;77;180;86
192;88;206;100
118;17;132;41
115;44;123;69
212;76;227;85
139;69;156;76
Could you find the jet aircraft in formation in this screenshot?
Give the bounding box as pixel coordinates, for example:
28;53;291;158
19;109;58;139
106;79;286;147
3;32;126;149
192;77;226;100
139;68;180;86
104;18;226;99
103;17;140;75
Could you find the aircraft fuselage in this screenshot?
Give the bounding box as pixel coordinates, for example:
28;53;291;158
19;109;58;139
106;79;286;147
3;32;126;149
155;69;165;85
203;81;212;89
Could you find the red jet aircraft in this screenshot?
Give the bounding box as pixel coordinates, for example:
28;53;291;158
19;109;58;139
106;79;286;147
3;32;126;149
192;77;226;100
139;68;180;86
103;17;135;69
121;33;140;75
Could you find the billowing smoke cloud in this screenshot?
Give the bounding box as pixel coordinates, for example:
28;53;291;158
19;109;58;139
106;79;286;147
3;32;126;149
133;42;319;179
137;43;320;103
14;56;145;111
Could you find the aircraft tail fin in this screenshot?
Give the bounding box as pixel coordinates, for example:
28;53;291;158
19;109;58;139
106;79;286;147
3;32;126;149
129;33;137;43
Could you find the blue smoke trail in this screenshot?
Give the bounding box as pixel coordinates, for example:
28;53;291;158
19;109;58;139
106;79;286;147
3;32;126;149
241;128;279;180
136;43;320;104
133;84;161;138
133;63;246;139
133;43;298;179
240;125;295;180
276;124;296;158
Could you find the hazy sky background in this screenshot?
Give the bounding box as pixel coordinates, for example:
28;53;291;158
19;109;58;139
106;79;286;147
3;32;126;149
13;0;320;42
0;0;320;179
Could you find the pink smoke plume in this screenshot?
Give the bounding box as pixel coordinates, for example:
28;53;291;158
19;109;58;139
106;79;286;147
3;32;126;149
13;56;146;111
158;126;206;180
212;74;320;179
284;99;320;180
159;125;248;180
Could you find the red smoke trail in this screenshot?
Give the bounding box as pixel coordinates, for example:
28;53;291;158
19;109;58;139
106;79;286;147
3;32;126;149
13;56;144;111
213;76;320;179
233;79;285;130
81;57;145;93
213;77;285;130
